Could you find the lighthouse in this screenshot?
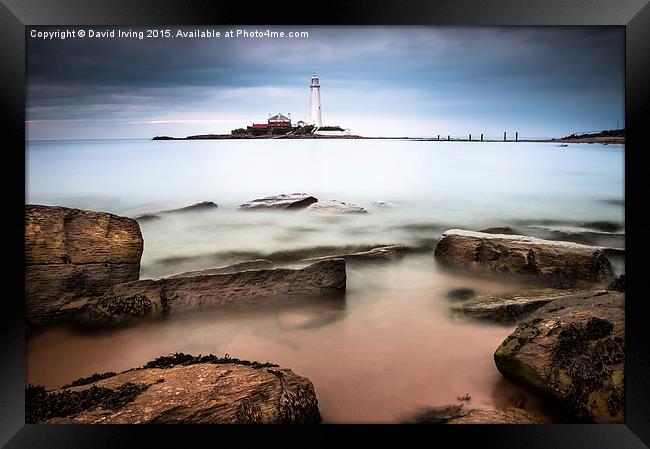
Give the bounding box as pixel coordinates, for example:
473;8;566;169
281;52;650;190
309;73;322;127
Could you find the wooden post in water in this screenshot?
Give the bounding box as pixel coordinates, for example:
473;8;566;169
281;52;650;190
503;131;507;141
515;132;519;142
437;134;440;141
469;133;471;141
480;133;484;142
448;135;450;141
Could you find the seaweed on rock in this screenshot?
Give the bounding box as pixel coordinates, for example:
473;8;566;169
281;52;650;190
26;382;151;423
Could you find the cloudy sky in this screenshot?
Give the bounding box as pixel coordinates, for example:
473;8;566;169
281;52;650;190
26;26;624;140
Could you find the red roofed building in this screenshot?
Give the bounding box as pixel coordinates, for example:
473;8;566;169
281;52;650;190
250;113;292;130
268;113;291;127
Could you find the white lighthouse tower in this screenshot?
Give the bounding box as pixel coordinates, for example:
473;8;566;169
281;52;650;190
309;73;322;127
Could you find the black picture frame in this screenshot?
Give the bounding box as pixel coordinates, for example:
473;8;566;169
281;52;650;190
1;0;648;447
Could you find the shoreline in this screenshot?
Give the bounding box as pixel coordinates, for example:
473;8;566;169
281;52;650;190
152;134;625;144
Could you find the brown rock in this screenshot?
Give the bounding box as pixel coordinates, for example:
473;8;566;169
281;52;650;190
160;201;218;214
238;193;318;211
450;288;606;323
26;205;143;265
304;200;368;214
134;213;161;222
34;359;320;424
166;259;274;278
434;229;612;285
25;205;143;326
447;406;544;424
494;291;624;422
404;404;543;424
91;259;346;319
479;226;515;234
303;245;406;263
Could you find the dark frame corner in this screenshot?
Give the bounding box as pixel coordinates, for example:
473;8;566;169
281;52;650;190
1;0;648;447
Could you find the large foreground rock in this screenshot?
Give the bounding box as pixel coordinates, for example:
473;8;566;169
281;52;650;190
434;229;612;285
80;259;346;322
404;404;543;424
303;245;406;263
450;288;606;323
25;205;144;326
29;354;320;424
494;291;624;422
304;200;368;214
238;193;318;210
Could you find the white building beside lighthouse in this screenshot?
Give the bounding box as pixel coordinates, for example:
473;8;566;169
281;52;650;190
309;73;322;127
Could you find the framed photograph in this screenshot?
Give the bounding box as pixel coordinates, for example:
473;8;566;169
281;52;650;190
1;0;648;446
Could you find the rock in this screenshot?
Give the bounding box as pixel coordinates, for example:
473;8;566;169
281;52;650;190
303;245;406;263
582;221;622;233
134;213;161;222
601;247;624;258
494;291;624;422
25;205;143;327
29;354;320;424
404;404;465;423
608;274;625;292
404;404;543;424
447;406;544;424
445;287;476;301
238;193;318;211
305;200;368;214
166;260;274;278
371;201;397;208
134;202;218;220
450;288;606;323
434;229;612;285
479;226;515;234
82;259;346;322
161;201;218;213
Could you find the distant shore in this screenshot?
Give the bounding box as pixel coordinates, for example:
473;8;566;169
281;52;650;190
153;134;367;140
152;134;624;144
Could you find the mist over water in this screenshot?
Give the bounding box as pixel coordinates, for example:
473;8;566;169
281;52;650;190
26;138;624;422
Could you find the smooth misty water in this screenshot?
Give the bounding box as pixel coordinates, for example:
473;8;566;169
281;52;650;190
26;139;624;423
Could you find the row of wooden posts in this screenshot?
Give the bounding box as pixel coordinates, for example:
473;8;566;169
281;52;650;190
436;132;519;141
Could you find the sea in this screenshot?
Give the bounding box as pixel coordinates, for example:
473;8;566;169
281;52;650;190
25;138;624;422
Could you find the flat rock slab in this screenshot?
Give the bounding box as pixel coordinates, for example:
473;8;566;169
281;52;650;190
25;205;143;327
238;193;318;210
434;229;612;285
81;259;346;322
166;259;274;278
450;288;607;323
304;200;368;214
494;290;624;422
303;245;406;263
35;362;320;424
